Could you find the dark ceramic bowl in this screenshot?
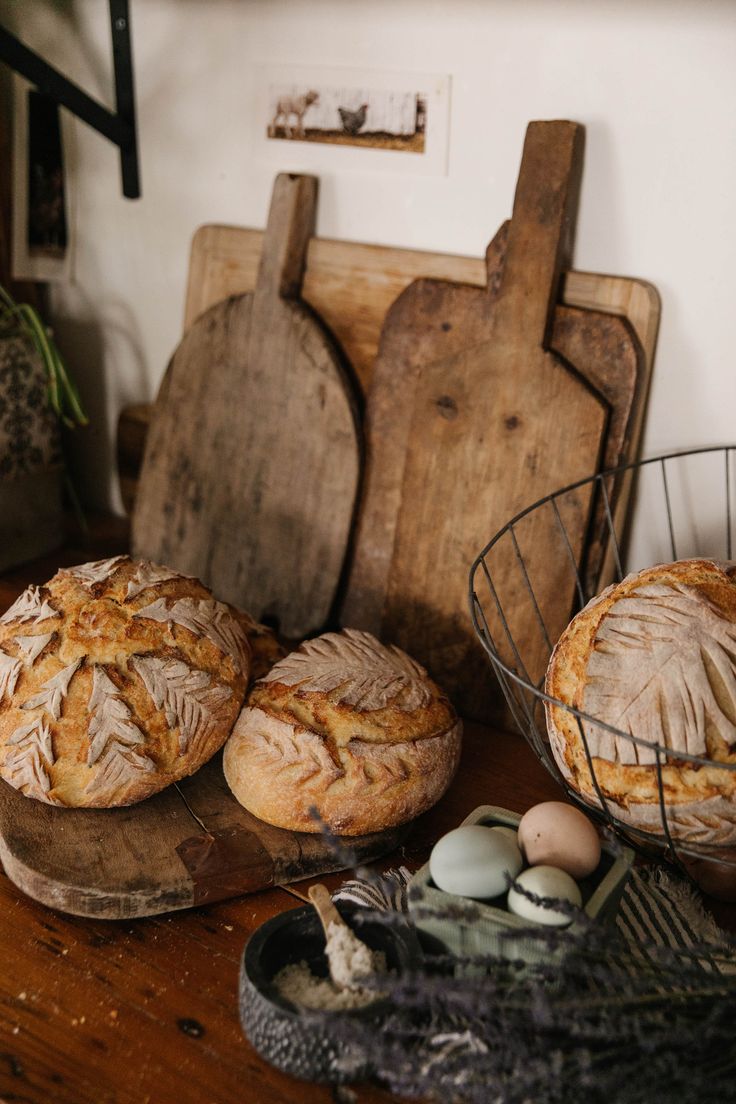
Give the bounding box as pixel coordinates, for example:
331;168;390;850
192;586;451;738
239;901;418;1084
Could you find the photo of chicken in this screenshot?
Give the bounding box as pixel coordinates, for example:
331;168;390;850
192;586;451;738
338;103;368;136
266;84;426;153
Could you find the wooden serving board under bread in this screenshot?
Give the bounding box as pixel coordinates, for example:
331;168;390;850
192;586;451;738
0;752;405;919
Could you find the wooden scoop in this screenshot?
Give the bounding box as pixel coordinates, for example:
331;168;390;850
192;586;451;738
308;883;375;990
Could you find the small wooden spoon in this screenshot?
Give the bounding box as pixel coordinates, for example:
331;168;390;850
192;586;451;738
308;883;375;990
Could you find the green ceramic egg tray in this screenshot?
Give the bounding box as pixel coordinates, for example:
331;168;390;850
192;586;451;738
408;805;634;968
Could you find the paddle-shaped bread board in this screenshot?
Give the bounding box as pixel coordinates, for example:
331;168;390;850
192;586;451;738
131;174;361;639
344;121;609;721
343;223;646;637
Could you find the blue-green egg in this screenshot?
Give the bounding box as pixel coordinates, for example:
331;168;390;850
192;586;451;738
429;825;523;898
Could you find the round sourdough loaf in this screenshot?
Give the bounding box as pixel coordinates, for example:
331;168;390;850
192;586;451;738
545;558;736;848
0;555;252;807
223;629;462;836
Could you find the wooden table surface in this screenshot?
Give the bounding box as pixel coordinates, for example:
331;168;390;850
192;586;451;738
0;517;733;1104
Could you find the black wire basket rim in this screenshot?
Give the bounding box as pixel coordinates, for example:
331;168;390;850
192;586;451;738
468;443;736;775
469;443;736;568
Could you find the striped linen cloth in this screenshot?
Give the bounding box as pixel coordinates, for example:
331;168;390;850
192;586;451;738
334;864;736;972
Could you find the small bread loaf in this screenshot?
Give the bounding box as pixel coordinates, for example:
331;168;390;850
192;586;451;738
0;556;252;807
223;629;462;835
545;559;736;848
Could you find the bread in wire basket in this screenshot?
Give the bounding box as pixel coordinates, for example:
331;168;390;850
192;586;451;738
0;556;253;808
545;559;736;849
223;629;462;836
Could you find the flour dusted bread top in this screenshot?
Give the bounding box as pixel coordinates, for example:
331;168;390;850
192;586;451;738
0;556;252;807
545;559;736;847
223;629;462;835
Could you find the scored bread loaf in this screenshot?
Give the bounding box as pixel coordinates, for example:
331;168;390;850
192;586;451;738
0;555;253;807
545;558;736;848
223;629;462;836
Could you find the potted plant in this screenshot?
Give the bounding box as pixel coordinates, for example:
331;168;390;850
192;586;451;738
0;285;87;570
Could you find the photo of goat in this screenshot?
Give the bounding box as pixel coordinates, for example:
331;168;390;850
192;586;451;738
270;90;320;138
267;84;427;152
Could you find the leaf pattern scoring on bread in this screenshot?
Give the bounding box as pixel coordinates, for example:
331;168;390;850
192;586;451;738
131;654;232;757
62;556;128;590
0;650;22;703
240;710;344;790
4;718;55;800
0;586;60;626
85;666;155;799
583;581;736;763
124;560;190;602
13;632;55;664
260;629;432;712
133;598;249;673
21;658;82;721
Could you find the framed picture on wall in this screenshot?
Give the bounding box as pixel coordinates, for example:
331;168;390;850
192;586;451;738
254;64;451;176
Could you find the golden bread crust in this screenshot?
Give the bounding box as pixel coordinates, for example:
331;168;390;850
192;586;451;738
223;629;462;835
545;559;736;847
0;556;251;807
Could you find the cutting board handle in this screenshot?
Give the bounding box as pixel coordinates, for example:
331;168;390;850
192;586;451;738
495;120;584;348
484;220;509;303
255;173;318;303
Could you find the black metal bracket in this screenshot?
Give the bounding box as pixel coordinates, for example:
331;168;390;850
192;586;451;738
0;0;140;198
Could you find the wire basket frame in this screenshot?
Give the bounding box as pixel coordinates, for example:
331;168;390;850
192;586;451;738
469;445;736;877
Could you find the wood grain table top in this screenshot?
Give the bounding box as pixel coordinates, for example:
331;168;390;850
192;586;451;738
0;516;732;1104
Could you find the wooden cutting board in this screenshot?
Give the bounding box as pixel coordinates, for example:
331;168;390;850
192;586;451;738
131;173;361;640
343;221;647;636
345;121;612;721
118;241;658;529
0;752;404;919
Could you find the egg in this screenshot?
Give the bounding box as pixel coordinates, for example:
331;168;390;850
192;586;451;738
507;865;583;926
517;801;601;879
488;825;523;868
429;825;523;899
489;825;520;846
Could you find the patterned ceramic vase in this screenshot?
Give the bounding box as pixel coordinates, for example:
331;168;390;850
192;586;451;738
0;330;64;569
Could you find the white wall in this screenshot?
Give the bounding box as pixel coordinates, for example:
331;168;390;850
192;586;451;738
3;0;736;529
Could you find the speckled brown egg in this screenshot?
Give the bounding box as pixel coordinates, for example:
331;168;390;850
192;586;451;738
517;801;601;879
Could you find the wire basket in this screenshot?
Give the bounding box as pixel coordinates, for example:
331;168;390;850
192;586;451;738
469;445;736;894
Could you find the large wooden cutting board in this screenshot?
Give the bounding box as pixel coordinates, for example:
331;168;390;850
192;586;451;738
0;753;404;919
131;173;361;640
343;221;647;634
346;121;612;721
118;239;659;527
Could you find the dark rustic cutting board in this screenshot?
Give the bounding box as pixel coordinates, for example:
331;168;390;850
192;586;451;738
0;752;404;919
343;121;614;722
343;221;646;632
131;173;361;640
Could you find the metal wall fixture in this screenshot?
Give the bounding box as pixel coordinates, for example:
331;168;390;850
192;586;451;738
0;0;140;198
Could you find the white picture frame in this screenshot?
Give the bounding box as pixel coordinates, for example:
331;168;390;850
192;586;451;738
253;64;451;177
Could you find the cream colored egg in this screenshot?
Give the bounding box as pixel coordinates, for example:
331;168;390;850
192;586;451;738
429;825;523;899
507;865;582;926
518;801;601;879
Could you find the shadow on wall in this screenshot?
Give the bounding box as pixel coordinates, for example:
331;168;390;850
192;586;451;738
51;315;109;511
574;118;626;272
51;306;148;514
